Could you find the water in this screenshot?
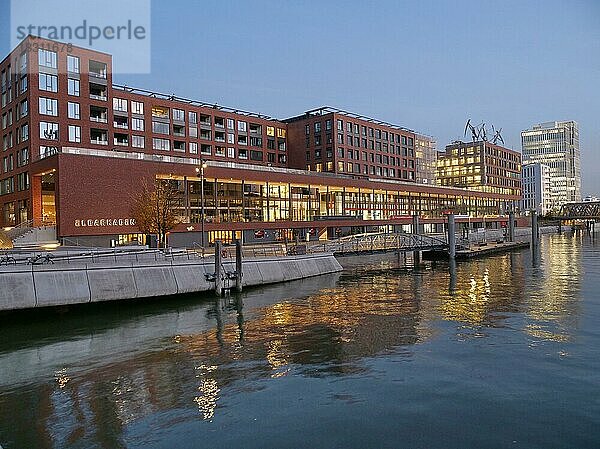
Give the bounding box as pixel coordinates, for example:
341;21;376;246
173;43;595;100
1;233;599;449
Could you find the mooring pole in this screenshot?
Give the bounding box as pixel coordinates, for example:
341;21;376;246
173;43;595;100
412;214;420;235
448;213;456;259
531;210;539;247
214;240;223;296
235;239;243;292
508;211;515;242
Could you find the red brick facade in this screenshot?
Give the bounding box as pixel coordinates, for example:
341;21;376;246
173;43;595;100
1;37;519;244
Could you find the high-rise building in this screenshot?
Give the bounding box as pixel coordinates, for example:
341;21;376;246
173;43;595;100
436;140;522;198
415;134;438;185
521;121;581;210
521;163;552;215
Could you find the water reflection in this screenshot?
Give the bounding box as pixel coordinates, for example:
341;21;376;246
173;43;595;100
0;234;589;448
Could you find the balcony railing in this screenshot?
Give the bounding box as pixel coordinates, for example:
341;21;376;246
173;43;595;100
90;116;108;123
90;94;107;101
90;138;108;145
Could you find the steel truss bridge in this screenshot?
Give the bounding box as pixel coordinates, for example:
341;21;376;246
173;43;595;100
557;202;600;220
309;232;449;256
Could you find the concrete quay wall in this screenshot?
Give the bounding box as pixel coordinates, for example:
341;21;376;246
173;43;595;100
0;254;342;312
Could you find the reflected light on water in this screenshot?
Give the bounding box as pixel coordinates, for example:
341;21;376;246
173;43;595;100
194;365;220;421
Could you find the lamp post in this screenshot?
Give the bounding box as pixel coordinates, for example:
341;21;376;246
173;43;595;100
195;160;208;249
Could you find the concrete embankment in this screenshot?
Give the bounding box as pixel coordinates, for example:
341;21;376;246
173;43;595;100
0;253;342;312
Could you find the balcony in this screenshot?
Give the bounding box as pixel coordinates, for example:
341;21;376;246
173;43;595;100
114;116;129;129
114;132;129;146
89;82;107;101
173;124;185;137
90;105;108;123
90;128;108;145
89;60;107;79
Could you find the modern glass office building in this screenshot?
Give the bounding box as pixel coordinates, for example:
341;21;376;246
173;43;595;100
521;121;581;210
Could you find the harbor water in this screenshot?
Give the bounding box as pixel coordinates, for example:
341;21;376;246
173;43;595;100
0;232;599;448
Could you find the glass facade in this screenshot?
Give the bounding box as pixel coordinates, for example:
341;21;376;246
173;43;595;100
160;176;506;226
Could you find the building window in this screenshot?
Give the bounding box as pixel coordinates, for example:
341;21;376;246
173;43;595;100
267;126;275;137
68;125;81;143
227;118;234;130
152;137;170;151
113;98;128;112
151;106;169;118
39;97;58;116
38;49;57;69
16;172;29;191
68;102;80;119
238;121;247;132
131;118;145;131
152;121;169;134
68;78;80;96
188;111;197;124
277;128;286;138
314;122;321;133
39;73;58;92
19;100;28;118
17;148;29;166
40;122;59;140
250;150;263;161
132;101;144;115
201;144;212;155
325;120;331;131
19;124;29;142
132;135;145;148
67;55;80;73
19;76;27;94
173;108;185;122
189;142;198;154
227;147;235;158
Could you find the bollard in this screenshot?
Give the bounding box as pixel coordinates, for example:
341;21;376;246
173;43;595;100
214;240;223;296
508;211;515;242
448;213;456;259
235;239;243;292
412;215;420;235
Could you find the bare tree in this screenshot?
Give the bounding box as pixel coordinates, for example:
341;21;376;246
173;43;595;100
131;179;181;247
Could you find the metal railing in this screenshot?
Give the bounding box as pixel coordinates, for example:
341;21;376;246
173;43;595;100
307;232;448;255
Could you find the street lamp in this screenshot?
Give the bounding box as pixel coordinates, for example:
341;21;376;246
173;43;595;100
195;160;208;248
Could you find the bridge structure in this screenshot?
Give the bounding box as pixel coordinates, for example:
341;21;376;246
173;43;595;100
308;232;450;256
556;201;600;220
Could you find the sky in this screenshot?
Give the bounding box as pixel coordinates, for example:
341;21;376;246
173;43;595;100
1;0;599;194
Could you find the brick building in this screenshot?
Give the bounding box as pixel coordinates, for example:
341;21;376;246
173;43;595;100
285;107;417;181
1;37;520;246
436;140;522;197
